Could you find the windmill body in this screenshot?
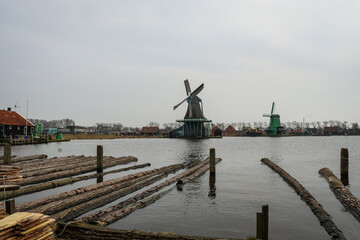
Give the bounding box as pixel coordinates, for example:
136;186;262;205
171;79;211;138
263;102;285;136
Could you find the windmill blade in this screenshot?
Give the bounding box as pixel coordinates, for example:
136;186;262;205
190;83;204;98
271;102;275;115
263;114;271;117
173;97;188;110
184;79;191;96
188;102;193;118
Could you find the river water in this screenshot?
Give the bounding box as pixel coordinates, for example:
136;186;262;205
2;136;360;239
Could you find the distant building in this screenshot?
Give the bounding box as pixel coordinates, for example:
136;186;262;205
305;128;318;136
141;126;160;135
323;127;340;136
211;126;223;137
0;108;34;138
245;128;263;136
288;129;303;136
43;128;58;135
223;125;237;136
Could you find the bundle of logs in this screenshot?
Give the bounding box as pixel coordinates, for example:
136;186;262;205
16;156;220;226
0;166;22;184
0;212;54;240
1;155;144;200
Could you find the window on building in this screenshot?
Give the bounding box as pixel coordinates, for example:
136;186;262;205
9;126;12;130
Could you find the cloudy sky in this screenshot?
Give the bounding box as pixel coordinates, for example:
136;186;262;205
1;1;359;127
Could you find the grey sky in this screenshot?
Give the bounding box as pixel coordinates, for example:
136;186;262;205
1;1;359;127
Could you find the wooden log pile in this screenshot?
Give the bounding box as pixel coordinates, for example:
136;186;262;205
16;155;138;186
16;163;185;222
1;163;151;200
0;212;54;240
9;154;48;163
82;157;222;226
319;167;360;222
261;158;346;240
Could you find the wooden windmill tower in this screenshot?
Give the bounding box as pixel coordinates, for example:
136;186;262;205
263;102;285;136
170;79;212;138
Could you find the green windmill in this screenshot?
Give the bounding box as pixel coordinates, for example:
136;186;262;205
263;102;285;136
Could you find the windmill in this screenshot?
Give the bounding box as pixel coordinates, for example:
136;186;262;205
263;102;285;136
171;79;212;138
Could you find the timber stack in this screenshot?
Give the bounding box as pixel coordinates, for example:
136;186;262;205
0;212;55;240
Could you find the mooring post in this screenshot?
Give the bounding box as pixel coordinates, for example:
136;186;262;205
5;199;15;215
256;205;269;240
97;145;104;183
262;205;269;240
256;212;264;239
3;143;11;165
9;135;13;145
210;148;215;175
340;148;349;186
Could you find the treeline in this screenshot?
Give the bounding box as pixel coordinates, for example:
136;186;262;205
209;120;359;130
29;119;75;128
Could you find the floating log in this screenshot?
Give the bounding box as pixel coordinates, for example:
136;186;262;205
51;172;177;221
17;163;183;212
20;156;113;178
16;155;87;173
17;156;138;186
56;221;244;240
32;171;171;216
9;154;48;163
1;163;151;200
261;158;346;240
91;158;222;226
319;167;360;222
82;157;220;224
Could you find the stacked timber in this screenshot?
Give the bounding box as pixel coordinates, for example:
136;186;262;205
9;154;47;163
0;212;54;240
0;166;23;184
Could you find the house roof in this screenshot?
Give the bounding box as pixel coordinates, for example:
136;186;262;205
0;110;34;127
224;125;236;133
141;126;159;134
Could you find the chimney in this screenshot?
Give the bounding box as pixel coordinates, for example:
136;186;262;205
7;107;11;111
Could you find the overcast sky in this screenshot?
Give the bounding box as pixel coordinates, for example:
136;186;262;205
1;1;359;127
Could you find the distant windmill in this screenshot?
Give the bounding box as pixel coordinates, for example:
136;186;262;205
263;102;285;136
171;79;211;138
173;79;204;119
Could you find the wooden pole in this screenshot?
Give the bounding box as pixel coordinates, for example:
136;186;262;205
97;145;104;183
209;148;215;175
340;148;349;186
5;199;15;214
262;205;269;240
3;143;11;165
256;212;264;239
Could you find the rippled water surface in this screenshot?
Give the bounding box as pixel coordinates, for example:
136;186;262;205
2;136;360;239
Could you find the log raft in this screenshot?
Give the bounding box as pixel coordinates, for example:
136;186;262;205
0;163;151;200
319;167;360;222
261;158;346;240
82;157;222;225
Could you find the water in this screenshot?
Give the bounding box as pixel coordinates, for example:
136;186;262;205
1;136;360;239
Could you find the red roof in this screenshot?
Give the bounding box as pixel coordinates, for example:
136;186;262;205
0;110;34;127
224;125;236;133
141;126;159;134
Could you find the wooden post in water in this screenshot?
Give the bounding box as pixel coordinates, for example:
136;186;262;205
3;143;11;165
256;205;269;240
340;148;349;186
5;200;15;214
97;145;104;183
262;205;269;240
209;148;215;175
256;212;264;239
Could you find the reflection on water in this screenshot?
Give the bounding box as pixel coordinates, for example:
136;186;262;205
2;137;360;239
